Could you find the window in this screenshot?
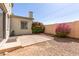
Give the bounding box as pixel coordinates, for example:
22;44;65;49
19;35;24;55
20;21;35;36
21;21;28;29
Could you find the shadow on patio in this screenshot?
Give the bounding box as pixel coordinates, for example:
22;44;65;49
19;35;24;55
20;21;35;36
54;37;79;43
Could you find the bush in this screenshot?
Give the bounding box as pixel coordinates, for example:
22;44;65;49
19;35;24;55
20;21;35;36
32;22;45;34
55;23;71;37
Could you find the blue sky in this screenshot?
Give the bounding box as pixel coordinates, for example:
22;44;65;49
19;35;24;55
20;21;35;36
12;3;79;25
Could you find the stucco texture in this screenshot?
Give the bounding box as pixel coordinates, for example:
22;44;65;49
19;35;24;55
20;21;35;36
10;16;33;35
45;21;79;39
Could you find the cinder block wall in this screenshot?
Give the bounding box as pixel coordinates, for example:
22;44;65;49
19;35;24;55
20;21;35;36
44;21;79;39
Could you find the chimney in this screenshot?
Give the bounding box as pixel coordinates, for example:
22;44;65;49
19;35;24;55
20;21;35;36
29;11;33;18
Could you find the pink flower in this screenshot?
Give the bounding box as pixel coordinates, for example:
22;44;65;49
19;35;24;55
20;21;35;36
55;23;71;37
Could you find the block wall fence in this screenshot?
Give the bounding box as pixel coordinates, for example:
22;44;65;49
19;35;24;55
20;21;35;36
44;21;79;39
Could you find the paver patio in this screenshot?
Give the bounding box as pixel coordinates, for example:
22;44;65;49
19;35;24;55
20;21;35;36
5;34;79;56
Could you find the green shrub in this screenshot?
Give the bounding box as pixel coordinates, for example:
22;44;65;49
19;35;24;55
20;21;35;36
32;22;45;34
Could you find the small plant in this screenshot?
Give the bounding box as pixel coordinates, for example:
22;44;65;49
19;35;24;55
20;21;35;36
10;30;15;36
32;22;45;34
55;23;71;37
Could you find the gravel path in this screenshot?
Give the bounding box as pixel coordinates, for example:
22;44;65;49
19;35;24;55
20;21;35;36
5;34;79;56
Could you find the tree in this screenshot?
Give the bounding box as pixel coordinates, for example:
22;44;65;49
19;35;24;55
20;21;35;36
32;22;45;33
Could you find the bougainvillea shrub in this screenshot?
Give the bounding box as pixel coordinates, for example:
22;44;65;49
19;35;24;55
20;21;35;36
55;23;71;37
32;22;45;33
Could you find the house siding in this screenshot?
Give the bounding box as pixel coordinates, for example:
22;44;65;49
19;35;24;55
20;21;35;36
11;16;33;35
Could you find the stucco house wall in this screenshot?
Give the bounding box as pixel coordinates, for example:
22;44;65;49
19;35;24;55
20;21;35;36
10;15;33;35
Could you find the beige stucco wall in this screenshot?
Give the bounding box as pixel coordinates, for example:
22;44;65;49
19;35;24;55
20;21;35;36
72;21;79;38
45;21;79;39
45;24;57;35
11;16;33;35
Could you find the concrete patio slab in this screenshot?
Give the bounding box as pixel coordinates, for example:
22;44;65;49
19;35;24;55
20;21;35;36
0;37;21;54
6;37;17;43
17;34;52;47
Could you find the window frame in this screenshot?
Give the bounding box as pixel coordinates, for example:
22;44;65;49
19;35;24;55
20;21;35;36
21;21;28;29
